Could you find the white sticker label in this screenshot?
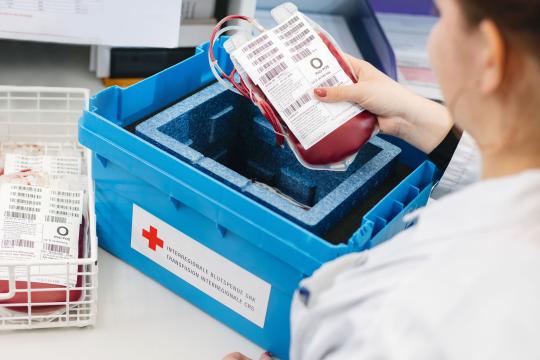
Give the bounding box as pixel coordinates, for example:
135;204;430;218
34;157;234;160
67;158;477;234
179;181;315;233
130;204;271;328
4;153;82;177
0;183;83;286
231;12;364;150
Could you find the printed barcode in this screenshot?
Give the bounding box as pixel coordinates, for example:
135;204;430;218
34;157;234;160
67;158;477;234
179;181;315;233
49;209;79;218
292;48;312;62
3;211;37;221
318;76;340;88
291;35;315;52
284;29;310;47
253;47;280;66
260;62;288;84
8;204;38;212
277;14;300;32
278;22;304;40
1;239;34;248
51;190;80;197
13;185;42;192
51;203;81;212
247;41;274;59
44;215;68;224
283;93;312;117
53;197;81;205
10;197;40;206
43;243;70;255
241;33;269;53
9;191;41;199
256;54;285;73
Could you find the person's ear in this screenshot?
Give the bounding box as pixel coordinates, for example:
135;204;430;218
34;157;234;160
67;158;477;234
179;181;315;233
477;19;506;94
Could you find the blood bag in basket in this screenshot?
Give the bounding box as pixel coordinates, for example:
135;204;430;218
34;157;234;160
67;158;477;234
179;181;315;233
0;171;87;314
208;2;378;171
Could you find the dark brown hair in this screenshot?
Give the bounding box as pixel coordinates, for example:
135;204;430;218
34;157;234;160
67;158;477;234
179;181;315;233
457;0;540;57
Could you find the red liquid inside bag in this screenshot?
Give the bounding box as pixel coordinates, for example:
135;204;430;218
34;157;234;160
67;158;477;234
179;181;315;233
0;217;85;313
256;32;378;167
0;172;86;313
0;219;84;313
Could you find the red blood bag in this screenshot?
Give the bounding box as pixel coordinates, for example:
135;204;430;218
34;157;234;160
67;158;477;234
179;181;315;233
0;171;86;313
208;2;378;171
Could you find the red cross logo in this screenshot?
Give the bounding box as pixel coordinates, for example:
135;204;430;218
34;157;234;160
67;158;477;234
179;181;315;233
142;226;164;251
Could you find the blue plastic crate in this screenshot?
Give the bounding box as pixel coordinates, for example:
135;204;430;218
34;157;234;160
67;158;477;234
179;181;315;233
135;81;401;235
79;38;439;359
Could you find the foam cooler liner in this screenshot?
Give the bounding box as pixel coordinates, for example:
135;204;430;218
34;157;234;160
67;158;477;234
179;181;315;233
79;37;441;359
136;82;401;236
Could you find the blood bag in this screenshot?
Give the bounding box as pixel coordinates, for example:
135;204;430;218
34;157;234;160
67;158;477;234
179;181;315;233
0;171;87;314
208;2;378;171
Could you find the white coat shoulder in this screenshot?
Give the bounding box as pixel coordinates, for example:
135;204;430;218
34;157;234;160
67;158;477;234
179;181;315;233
289;131;540;360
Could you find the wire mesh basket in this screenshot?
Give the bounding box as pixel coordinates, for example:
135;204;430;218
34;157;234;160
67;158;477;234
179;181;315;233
0;86;97;329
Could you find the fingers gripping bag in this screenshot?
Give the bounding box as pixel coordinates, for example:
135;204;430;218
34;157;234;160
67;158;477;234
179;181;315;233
208;2;378;171
0;171;88;314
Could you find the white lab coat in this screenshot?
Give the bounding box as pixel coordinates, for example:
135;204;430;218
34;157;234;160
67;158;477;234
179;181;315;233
290;133;540;360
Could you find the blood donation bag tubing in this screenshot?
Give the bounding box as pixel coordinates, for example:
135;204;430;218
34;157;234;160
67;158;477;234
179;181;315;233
208;2;378;171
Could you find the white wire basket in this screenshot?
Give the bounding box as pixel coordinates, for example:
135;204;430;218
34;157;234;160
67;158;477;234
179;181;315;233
0;86;98;329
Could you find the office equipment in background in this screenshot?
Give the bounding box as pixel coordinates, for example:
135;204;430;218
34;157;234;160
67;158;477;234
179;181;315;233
92;0;256;86
376;12;442;100
370;0;441;100
0;0;181;47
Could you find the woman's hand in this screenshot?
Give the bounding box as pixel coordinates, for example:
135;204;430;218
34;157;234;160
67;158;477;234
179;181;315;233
314;55;454;154
222;351;273;360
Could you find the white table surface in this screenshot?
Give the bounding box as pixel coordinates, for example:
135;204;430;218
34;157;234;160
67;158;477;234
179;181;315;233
0;40;264;360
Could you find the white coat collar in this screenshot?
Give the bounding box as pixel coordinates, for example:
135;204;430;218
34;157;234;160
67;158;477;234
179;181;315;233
415;170;540;239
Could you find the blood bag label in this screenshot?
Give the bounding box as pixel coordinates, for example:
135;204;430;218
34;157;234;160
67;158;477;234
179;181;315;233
231;12;364;149
4;154;82;177
130;204;271;328
0;183;83;287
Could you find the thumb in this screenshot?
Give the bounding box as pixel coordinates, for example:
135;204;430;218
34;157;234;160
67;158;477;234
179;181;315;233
313;84;365;105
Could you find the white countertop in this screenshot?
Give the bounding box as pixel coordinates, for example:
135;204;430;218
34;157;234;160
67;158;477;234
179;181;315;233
0;40;264;360
1;250;263;360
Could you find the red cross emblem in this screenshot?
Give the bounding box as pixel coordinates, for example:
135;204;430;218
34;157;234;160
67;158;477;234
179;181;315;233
142;226;164;251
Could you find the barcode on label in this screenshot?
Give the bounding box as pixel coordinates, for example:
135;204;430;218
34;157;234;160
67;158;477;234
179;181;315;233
1;239;34;248
284;29;310;47
13;185;42;192
44;215;68;224
277;14;300;32
292;48;312;62
9;204;38;212
48;209;80;218
283;93;312;117
43;243;70;255
253;47;280;66
247;41;274;59
242;33;269;53
260;62;288;84
256;53;285;73
318;75;340;88
4;211;37;221
291;35;315;52
51;190;81;197
278;22;303;40
9;191;41;199
10;197;40;206
53;197;81;205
